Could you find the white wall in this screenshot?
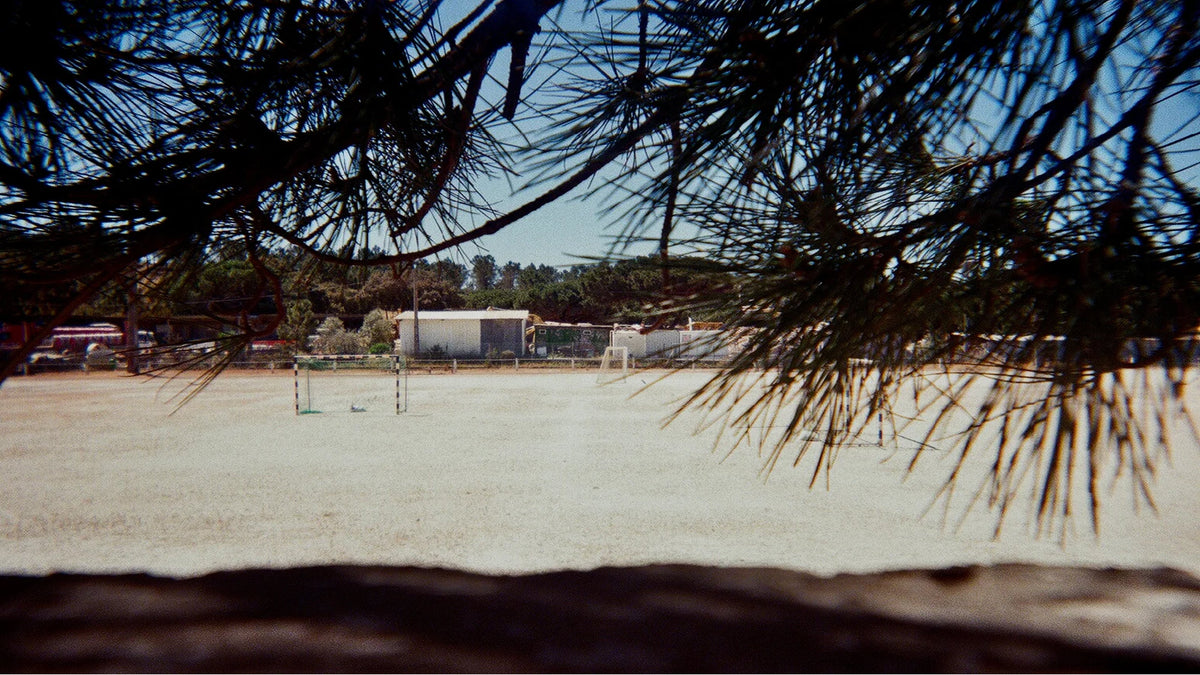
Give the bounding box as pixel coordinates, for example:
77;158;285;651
644;330;680;358
612;329;680;358
678;330;730;360
611;330;646;358
396;318;481;357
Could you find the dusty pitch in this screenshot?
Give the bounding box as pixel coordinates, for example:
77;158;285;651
2;369;1200;577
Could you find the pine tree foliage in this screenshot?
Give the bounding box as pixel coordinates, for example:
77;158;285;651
1;0;562;377
546;0;1200;538
2;0;1199;535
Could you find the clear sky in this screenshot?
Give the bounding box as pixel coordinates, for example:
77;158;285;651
430;1;1200;271
423;2;666;271
448;186;654;270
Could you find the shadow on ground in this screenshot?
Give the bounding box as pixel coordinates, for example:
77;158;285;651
2;563;1199;672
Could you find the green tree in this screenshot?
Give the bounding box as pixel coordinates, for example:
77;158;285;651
520;280;586;323
463;287;519;310
189;259;275;315
517;264;558;289
359;270;410;314
470;255;498;291
313;317;363;355
497;261;522;290
277;299;317;354
427;259;468;291
412;261;466;310
359;308;395;350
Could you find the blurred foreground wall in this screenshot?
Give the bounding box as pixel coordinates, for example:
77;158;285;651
2;563;1199;672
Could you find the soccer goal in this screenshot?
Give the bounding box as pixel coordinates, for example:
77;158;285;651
597;345;630;383
294;354;407;415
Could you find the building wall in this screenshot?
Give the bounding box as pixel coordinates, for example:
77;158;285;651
480;318;526;356
610;330;644;358
645;330;680;358
678;330;730;360
395;313;528;358
396;318;481;357
533;325;611;357
612;329;680;359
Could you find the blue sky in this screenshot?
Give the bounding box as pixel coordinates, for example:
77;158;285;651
431;1;1200;270
422;2;658;270
462;205;628;269
450;183;654;270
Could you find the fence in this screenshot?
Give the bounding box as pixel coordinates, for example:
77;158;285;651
35;334;1200;376
37;353;730;374
225;355;734;373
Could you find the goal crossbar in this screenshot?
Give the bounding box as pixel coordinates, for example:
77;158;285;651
294;354;407;415
597;345;630;383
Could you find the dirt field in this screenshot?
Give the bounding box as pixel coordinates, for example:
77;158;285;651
3;369;1200;578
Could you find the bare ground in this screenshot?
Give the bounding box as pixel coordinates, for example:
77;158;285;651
2;368;1199;578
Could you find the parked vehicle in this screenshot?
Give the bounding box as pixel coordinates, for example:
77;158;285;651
38;323;156;354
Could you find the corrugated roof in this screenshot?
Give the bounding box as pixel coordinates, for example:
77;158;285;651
396;309;530;321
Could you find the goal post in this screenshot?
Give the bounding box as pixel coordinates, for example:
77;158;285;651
294;354;407;415
597;345;630;383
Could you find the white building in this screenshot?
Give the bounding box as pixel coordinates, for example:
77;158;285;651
611;328;680;359
395;309;530;358
678;329;731;361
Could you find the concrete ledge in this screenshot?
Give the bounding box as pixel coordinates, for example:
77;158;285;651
3;563;1199;672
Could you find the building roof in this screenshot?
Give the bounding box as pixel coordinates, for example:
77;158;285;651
396;309;530;321
538;321;615;329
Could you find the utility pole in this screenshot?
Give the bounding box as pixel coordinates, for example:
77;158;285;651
411;261;420;357
125;270;140;375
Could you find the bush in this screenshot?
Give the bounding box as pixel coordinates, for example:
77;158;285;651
368;342;392;355
313;317;365;354
360;308;395;347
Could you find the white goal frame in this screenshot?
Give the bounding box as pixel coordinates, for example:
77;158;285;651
597;345;630;383
294;354;407;415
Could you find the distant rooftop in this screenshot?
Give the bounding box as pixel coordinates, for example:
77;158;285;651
396;309;530;321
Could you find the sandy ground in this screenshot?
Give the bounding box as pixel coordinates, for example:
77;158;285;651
2;368;1200;578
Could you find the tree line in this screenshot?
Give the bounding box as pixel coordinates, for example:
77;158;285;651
58;245;738;333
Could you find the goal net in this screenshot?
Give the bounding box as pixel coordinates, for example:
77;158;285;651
294;355;407;415
597;345;630;383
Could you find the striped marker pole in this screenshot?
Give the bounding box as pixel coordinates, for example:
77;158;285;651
293;359;299;415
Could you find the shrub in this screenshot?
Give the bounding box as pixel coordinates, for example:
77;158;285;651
313;317;365;354
360;308;395;347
